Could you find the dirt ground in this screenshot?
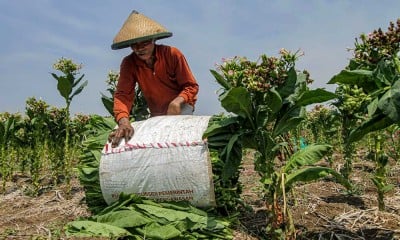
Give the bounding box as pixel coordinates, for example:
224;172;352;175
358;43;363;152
1;154;400;240
236;152;400;240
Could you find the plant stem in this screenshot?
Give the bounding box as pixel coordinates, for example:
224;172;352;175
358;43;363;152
64;104;71;194
374;134;387;211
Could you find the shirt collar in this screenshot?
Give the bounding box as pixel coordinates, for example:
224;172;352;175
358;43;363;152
132;44;158;67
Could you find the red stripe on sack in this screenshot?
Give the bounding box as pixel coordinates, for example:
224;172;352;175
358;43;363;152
103;141;207;155
125;143;134;149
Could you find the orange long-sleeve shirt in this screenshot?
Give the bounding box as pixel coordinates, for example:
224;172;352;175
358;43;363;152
113;44;199;122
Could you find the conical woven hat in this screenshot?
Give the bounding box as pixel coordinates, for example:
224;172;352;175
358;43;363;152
111;10;172;50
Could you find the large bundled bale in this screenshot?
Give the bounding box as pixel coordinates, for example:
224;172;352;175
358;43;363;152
99;115;216;207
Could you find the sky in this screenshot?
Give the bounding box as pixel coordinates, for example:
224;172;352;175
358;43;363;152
0;1;399;117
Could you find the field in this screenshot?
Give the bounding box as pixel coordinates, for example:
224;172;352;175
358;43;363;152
1;19;399;239
1;150;399;240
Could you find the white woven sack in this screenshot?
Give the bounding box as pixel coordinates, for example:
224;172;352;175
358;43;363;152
99;115;215;207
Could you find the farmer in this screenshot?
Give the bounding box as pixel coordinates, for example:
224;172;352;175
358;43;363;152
108;10;199;148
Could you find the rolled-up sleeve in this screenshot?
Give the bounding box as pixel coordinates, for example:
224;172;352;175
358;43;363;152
171;48;199;106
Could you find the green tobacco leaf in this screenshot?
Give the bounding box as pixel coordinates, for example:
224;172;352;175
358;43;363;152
286;72;308;104
85;115;115;132
0;116;15;142
65;220;132;238
220;87;252;120
158;201;205;215
285;167;329;190
70;80;88;100
371;177;384;189
284;144;332;173
273;116;303;137
210;69;231;90
222;133;242;181
348;114;395;143
50;72;60;81
135;204;207;226
79;167;98;181
56;75;72;101
377;80;400;122
66;73;75;85
72;74;84;88
295;88;337;107
370;177;394;193
101;93;114;116
296;71;307;83
267;88;282;114
381;184;395;193
203;116;238;138
134;203;229;235
285;166;351;191
328;69;372;84
277;67;297;98
96;210;152;228
273;106;305;137
78;116;115;214
367;98;379;116
374;59;397;87
254;105;270;128
99;193;144;216
135;222;182;239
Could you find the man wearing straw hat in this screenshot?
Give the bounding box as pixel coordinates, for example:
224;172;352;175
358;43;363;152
108;10;199;147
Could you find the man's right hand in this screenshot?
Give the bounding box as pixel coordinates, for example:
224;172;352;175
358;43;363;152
108;117;134;148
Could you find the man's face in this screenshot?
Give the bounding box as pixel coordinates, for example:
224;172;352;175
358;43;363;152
131;39;155;61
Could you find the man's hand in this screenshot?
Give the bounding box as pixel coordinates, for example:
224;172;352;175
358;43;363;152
108;117;134;148
167;96;185;115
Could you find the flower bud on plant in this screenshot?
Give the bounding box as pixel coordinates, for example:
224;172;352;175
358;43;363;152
53;57;82;75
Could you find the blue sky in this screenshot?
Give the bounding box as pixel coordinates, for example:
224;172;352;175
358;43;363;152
0;1;399;117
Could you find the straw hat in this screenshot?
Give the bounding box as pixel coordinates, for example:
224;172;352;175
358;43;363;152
111;10;172;50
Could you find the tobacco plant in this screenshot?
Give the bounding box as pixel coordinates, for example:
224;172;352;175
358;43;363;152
367;133;394;210
305;105;341;145
210;49;350;238
24;98;53;193
329;19;400;210
51;57;87;190
304;105;342;167
331;84;371;185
